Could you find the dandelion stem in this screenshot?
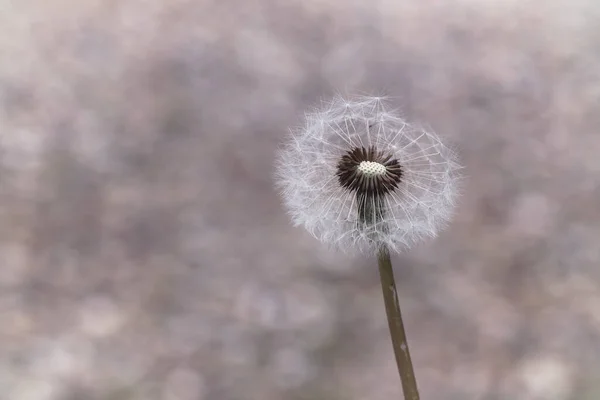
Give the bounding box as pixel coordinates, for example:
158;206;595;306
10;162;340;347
358;193;420;399
377;245;420;400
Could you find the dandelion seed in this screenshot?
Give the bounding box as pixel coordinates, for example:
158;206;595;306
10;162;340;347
275;95;461;255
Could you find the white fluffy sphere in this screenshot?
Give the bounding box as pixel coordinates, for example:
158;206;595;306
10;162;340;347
275;95;461;255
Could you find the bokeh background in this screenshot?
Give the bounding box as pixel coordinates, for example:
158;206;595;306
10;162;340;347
1;0;600;399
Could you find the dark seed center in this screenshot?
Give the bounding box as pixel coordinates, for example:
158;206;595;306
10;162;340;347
336;146;403;196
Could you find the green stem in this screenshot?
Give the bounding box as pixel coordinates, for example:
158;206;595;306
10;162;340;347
357;193;420;399
377;245;420;400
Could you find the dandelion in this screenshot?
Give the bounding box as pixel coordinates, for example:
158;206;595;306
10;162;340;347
274;95;462;400
276;95;460;255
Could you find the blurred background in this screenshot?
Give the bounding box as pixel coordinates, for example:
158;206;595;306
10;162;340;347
1;0;600;399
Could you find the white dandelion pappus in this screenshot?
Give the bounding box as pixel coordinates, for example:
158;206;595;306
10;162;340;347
275;95;461;255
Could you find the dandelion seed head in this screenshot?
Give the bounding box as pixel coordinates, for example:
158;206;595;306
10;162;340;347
275;95;461;255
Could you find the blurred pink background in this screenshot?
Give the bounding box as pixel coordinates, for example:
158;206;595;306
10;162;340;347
1;1;600;399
